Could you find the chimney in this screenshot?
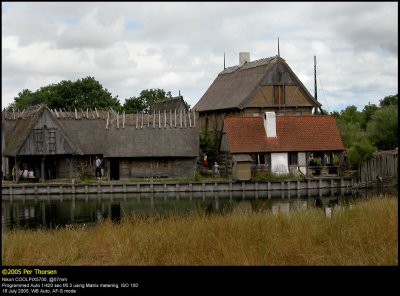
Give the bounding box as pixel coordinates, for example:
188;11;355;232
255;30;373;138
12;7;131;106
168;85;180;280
264;112;277;138
239;52;250;65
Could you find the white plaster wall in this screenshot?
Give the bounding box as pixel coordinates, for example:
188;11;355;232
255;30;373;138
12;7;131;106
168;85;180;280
264;112;277;137
271;153;289;175
298;152;307;175
298;152;306;166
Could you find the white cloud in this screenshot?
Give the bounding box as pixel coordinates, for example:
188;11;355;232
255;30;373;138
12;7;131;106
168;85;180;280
56;8;126;49
2;2;398;112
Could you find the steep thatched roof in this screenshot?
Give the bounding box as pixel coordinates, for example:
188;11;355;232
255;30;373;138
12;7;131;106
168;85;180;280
194;55;321;112
2;105;199;158
2;105;48;156
151;96;187;111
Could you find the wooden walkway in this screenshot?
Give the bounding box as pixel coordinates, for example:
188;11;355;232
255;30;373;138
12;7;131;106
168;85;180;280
2;177;354;196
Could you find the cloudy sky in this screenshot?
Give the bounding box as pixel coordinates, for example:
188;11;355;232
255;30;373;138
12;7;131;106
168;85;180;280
2;2;398;112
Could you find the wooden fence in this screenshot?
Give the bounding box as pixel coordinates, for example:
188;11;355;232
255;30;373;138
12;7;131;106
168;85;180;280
358;149;398;186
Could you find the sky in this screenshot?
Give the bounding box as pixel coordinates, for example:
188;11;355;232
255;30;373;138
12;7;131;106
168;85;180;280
2;2;398;113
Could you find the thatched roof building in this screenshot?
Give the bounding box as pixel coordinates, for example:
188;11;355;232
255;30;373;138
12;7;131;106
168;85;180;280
195;55;321;113
193;54;323;146
151;96;188;112
2;105;199;181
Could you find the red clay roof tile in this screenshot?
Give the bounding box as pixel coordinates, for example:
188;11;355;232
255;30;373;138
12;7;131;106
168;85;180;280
224;115;345;153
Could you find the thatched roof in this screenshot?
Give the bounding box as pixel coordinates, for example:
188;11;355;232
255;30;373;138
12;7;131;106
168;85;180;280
151;96;187;111
2;105;199;158
194;55;321;112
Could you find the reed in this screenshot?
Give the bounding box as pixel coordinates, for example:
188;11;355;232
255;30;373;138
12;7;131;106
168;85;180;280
2;195;397;266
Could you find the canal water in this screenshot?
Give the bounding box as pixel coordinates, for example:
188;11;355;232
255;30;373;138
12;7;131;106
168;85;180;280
2;187;396;230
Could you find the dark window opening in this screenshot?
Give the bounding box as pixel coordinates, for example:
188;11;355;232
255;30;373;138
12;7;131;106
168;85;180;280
289;152;298;165
257;154;265;165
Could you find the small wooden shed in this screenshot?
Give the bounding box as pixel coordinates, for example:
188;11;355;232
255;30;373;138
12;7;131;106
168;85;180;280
232;154;252;181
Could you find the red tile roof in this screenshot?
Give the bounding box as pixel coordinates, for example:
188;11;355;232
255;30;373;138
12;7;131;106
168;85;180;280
224;115;345;153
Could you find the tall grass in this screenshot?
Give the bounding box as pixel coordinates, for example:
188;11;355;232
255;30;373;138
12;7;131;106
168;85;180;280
2;195;397;266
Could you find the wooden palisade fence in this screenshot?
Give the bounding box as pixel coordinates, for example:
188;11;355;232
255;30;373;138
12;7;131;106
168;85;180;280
357;149;398;187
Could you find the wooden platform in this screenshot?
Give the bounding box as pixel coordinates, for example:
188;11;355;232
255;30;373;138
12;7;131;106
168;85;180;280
2;177;354;196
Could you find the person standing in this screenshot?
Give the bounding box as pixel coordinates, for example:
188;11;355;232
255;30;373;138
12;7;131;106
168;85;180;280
323;153;329;165
95;156;102;179
212;162;220;178
203;154;209;167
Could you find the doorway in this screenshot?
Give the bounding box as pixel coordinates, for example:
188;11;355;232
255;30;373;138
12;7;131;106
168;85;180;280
109;159;120;180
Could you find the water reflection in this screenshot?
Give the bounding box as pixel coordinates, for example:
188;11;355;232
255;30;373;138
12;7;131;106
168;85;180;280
2;188;394;230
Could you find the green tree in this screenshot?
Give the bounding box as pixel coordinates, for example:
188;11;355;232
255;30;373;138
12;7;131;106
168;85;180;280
360;103;379;130
338;105;362;125
122;88;172;112
347;141;376;169
367;105;398;150
122;96;146;113
379;94;398;107
199;132;218;166
7;76;121;111
335;119;366;149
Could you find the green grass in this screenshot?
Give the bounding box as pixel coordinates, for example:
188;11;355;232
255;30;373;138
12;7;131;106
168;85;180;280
2;195;397;266
252;171;301;181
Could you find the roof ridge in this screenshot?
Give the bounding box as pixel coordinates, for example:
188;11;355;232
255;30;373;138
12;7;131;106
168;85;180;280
219;55;277;75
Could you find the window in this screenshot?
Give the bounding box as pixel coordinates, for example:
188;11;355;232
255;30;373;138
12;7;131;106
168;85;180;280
34;130;44;152
289;152;298;165
48;129;56;152
273;85;285;105
257;154;265;165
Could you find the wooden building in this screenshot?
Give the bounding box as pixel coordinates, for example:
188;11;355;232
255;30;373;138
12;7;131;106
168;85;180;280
151;96;188;112
220;112;345;178
194;53;322;144
2;105;199;182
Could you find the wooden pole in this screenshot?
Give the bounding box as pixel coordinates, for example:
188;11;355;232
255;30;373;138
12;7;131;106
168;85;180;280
106;110;110;129
122;111;125;129
174;109;177;128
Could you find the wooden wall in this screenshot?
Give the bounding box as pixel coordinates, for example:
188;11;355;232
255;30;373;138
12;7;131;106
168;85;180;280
359;152;398;183
119;158;196;179
19;109;75;156
248;85;314;110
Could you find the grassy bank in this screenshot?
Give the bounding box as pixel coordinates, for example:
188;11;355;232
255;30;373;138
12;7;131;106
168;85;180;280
2;195;397;266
